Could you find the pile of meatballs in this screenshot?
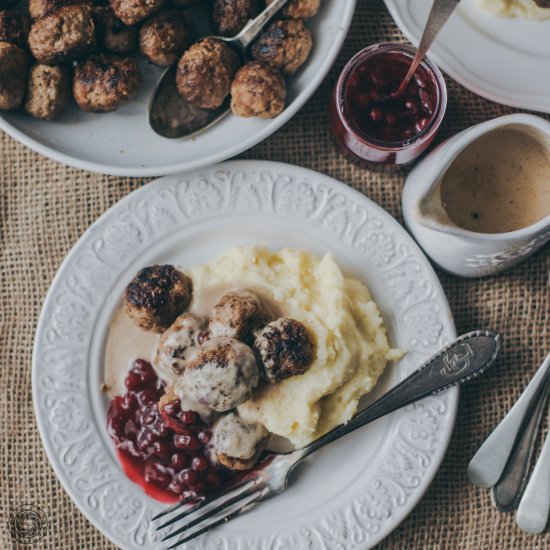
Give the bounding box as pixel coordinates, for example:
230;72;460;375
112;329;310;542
0;0;319;121
123;264;314;470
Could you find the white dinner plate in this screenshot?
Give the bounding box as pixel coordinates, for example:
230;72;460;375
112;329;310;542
384;0;550;113
0;1;355;177
32;161;457;550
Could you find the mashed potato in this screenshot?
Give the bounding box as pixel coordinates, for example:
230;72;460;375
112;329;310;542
188;245;399;448
480;0;550;19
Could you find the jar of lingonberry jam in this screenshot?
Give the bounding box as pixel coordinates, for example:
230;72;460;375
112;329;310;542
329;43;447;170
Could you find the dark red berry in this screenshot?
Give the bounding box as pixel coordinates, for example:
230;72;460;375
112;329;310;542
125;373;142;391
153;440;171;459
370;107;383;122
182;470;200;487
192;457;209;472
137;388;157;406
179;411;196;425
171;452;188;470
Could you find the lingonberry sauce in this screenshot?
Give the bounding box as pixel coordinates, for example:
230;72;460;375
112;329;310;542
107;359;226;503
344;53;437;143
330;43;447;169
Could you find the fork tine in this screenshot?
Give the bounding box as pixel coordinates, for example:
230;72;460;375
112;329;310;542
166;490;264;549
161;480;256;540
156;478;256;531
159;479;259;533
152;495;201;522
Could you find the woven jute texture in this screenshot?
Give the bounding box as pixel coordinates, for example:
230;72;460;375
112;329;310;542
1;0;549;548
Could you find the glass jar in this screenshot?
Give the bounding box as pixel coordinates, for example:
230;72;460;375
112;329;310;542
329;42;447;170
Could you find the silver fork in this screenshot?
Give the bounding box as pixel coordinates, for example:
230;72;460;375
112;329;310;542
153;330;501;549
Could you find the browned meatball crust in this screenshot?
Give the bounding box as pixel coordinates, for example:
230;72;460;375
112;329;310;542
93;5;137;53
176;38;239;110
29;0;88;20
0;10;30;48
208;290;269;344
24;63;70;119
251;19;312;75
231;61;286;118
28;5;96;65
211;0;260;37
0;42;27;109
534;0;550;7
254;318;313;382
123;264;193;332
139;8;194;66
109;0;165;26
267;0;319;19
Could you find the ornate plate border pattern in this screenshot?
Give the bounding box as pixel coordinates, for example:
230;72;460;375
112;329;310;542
33;161;457;550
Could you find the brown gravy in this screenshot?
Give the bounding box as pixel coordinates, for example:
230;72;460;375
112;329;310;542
440;128;550;233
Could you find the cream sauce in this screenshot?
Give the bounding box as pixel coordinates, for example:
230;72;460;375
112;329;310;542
103;284;281;399
440;128;550;233
103;308;160;398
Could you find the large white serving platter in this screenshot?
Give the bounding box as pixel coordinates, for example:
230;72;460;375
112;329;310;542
32;161;457;549
384;0;550;113
0;1;355;176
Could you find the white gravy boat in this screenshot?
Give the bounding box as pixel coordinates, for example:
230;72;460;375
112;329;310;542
402;114;550;278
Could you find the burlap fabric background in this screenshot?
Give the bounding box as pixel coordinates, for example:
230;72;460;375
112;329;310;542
1;0;549;548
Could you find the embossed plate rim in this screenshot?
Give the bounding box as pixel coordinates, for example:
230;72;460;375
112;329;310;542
32;160;458;549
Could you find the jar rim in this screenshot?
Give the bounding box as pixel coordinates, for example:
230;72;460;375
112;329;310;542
335;42;448;152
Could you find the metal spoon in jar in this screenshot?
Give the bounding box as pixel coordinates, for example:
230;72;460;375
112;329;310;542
392;0;460;98
149;0;290;139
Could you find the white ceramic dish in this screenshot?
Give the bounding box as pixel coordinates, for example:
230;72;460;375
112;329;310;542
384;0;550;113
0;1;355;177
32;161;457;550
402;114;550;278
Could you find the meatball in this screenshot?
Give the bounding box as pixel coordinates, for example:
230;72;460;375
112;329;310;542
210;413;268;470
176;37;239;110
28;5;96;65
208;290;268;344
123;264;192;332
251;19;312;75
24;63;70;120
73;54;141;112
230;61;286;118
183;337;259;412
211;0;260;37
0;42;27;110
0;10;30;48
254;318;313;382
29;0;87;20
154;312;206;382
109;0;165;26
268;0;319;19
93;5;137;53
139;9;194;66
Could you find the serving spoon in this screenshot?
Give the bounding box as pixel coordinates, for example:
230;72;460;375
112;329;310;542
149;0;290;139
393;0;461;98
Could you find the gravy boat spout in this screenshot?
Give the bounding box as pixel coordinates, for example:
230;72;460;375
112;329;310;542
402;114;550;278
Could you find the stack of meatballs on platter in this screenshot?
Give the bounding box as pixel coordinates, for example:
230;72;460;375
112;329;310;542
0;0;319;121
120;263;314;478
